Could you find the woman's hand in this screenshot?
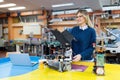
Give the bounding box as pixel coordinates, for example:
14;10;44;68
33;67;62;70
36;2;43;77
72;54;82;62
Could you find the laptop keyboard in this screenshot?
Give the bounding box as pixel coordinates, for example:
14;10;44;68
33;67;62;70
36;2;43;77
31;62;38;66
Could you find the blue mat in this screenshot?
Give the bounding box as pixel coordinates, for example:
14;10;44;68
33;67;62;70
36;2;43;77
0;56;40;79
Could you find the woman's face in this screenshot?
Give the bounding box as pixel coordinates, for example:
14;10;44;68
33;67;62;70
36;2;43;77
76;12;86;26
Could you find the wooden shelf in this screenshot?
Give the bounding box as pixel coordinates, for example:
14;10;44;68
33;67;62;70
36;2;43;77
51;14;76;18
101;18;120;23
12;22;44;27
10;10;43;17
49;21;77;26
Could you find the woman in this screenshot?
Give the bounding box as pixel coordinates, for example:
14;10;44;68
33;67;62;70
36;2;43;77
68;9;96;61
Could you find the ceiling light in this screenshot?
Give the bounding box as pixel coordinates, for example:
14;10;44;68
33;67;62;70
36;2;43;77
0;3;16;8
85;8;93;12
8;6;26;11
102;6;120;11
52;3;74;8
0;0;4;2
80;7;93;12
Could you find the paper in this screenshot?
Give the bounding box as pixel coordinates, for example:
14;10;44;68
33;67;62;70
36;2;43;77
71;64;88;72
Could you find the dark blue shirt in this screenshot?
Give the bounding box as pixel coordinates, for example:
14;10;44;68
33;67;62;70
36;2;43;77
69;26;96;60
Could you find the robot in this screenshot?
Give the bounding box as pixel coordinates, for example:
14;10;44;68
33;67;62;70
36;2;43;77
42;29;74;72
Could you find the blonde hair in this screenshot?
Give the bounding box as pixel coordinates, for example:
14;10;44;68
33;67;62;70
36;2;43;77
76;9;93;27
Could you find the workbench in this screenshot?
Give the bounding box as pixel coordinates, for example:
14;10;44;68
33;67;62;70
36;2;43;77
0;57;120;80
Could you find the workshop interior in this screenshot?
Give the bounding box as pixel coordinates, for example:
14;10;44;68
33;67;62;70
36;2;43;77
0;0;120;80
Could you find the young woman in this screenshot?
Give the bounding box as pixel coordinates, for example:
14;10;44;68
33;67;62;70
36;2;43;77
68;9;96;62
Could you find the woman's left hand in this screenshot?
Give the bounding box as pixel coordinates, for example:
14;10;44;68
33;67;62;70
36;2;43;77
72;54;82;62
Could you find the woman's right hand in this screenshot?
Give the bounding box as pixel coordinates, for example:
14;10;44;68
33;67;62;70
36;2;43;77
72;54;82;62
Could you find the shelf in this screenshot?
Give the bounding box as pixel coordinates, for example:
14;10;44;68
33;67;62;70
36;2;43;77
49;21;77;26
101;18;120;23
51;14;76;18
12;22;44;27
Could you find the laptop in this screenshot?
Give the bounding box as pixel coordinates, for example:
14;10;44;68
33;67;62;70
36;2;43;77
8;53;38;66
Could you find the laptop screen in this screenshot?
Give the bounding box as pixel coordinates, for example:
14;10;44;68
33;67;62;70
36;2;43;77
8;53;37;66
